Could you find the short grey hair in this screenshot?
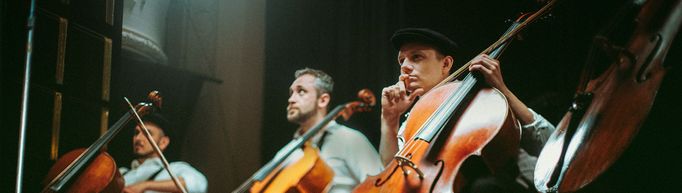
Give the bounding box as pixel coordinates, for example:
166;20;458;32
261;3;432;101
294;68;334;96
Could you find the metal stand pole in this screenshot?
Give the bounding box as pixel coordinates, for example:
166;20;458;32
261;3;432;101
16;0;38;192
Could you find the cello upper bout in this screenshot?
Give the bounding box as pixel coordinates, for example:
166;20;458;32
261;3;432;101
251;144;334;193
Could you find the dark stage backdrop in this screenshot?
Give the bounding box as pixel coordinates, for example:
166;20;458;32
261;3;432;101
264;0;682;192
264;0;406;161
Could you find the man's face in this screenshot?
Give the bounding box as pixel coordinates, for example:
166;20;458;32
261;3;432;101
287;74;321;124
398;42;452;93
132;122;168;158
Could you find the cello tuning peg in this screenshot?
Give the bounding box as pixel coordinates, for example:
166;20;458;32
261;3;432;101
357;89;376;107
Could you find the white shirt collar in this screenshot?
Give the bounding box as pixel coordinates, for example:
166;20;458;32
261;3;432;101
130;157;162;169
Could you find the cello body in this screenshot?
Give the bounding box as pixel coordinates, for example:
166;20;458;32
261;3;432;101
43;148;124;193
249;144;334;193
534;0;682;192
353;81;519;193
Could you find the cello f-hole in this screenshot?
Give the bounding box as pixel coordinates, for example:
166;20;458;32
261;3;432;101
428;160;445;193
375;165;400;186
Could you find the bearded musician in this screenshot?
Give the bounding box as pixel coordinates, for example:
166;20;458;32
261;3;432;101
275;68;384;193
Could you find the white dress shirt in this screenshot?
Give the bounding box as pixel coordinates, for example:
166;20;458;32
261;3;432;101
119;157;208;193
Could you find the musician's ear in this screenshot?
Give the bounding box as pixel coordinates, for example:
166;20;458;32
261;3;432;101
159;136;170;152
317;92;331;109
442;55;454;75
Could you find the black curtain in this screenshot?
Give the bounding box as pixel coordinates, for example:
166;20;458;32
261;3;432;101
264;0;406;159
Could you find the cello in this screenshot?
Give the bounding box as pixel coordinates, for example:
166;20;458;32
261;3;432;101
534;0;682;192
42;91;188;193
233;89;376;193
352;2;558;192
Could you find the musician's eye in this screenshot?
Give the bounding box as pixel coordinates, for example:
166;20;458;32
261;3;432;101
413;54;423;61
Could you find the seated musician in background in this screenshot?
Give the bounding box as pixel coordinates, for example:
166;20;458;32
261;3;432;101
378;28;555;192
284;68;384;192
119;112;208;193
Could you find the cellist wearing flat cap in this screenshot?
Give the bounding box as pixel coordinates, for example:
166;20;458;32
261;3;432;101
377;28;555;193
119;113;208;193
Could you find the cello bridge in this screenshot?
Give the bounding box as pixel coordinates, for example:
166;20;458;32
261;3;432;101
395;156;424;179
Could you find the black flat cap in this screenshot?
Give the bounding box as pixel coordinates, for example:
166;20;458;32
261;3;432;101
141;112;173;138
391;28;458;57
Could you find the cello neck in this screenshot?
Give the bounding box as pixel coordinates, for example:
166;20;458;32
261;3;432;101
436;1;557;87
487;21;521;59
